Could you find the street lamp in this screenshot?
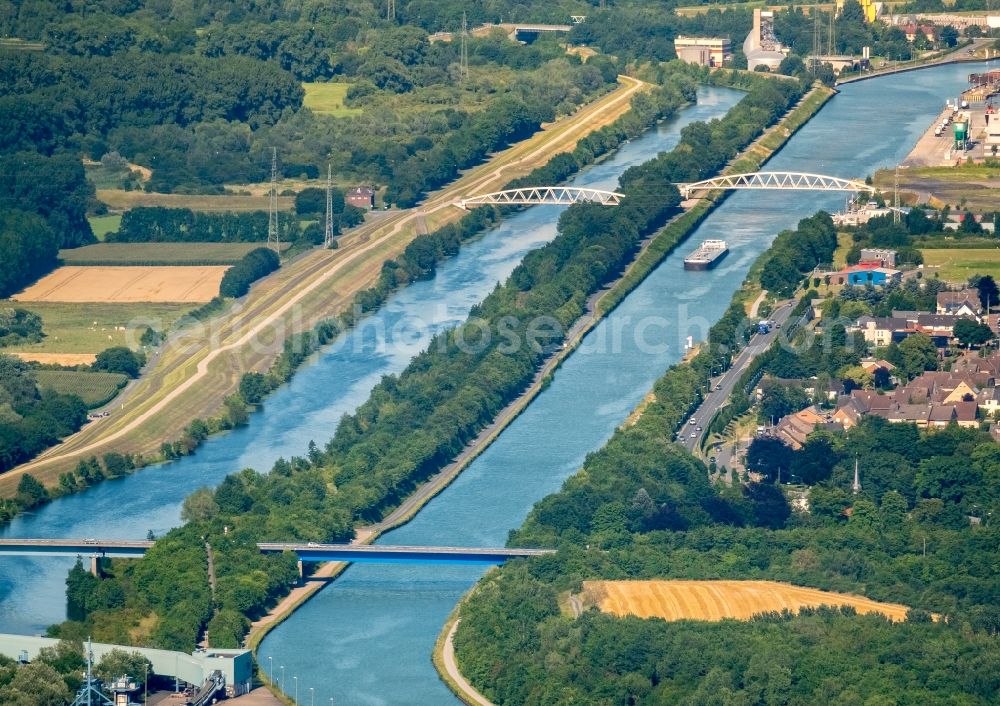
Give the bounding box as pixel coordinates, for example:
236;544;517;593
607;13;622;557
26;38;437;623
310;687;315;706
280;666;285;693
267;656;273;685
294;676;299;705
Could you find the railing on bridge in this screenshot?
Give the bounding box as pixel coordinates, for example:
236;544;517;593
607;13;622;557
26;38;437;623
457;186;624;209
679;171;875;199
0;539;555;564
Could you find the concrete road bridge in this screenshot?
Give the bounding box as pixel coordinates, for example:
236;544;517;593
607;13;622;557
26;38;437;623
679;171;875;199
457;186;624;209
0;538;554;565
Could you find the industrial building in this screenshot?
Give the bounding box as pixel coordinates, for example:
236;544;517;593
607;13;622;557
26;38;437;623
743;9;788;72
674;36;731;67
0;634;254;698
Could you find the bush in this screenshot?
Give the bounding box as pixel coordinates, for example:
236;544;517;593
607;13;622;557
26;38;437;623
219;248;281;298
92;347;145;378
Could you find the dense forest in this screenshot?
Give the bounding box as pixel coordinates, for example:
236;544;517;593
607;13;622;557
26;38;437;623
0;354;87;475
452;212;1000;704
49;68;810;650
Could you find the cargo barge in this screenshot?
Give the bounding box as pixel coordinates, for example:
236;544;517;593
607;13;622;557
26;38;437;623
683;239;729;270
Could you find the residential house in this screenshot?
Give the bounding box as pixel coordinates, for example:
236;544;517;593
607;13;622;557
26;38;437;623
773;407;843;449
937;289;982;317
346;186;375;209
851;316;908;346
955;400;979;428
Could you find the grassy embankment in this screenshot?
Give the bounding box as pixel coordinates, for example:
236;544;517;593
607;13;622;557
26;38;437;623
0;76;648;498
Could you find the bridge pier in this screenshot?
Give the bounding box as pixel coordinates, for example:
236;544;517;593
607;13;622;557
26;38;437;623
297;560;304;584
90;555;101;578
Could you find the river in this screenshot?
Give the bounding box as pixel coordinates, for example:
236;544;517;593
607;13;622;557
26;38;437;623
0;63;988;703
0;86;742;636
256;62;993;704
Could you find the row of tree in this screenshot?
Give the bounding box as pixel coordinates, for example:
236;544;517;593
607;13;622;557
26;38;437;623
110;207;295;243
219;248;281;298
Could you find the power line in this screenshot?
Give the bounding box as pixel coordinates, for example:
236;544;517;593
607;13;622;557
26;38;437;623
268;148;279;254
460;11;469;82
324;164;335;249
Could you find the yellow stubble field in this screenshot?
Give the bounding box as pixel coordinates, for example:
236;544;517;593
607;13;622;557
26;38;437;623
13;266;229;303
581;580;911;623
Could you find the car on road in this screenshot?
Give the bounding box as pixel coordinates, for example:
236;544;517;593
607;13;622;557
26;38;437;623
84;538;98;544
715;384;722;391
307;542;319;547
689;419;697;425
696;426;702;432
689;432;697;438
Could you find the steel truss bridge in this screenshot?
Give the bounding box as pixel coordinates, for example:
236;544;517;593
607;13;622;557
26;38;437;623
0;538;554;565
679;171;874;199
457;186;624;209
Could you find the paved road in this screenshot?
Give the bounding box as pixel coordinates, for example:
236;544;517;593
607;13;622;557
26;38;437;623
679;300;795;456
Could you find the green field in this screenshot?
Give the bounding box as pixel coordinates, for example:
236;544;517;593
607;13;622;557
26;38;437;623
60;242;287;265
921;248;1000;283
302;82;362;117
87;215;122;241
2;301;192;354
34;370;129;408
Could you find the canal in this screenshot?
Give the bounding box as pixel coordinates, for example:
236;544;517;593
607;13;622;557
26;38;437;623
256;62;993;704
1;62;988;703
0;86;743;635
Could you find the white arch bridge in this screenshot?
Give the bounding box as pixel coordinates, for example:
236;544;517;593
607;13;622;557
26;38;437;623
456;187;624;209
679;171;874;199
456;173;874;210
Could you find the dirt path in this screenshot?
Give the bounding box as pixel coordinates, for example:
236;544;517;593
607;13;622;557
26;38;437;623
441;620;495;706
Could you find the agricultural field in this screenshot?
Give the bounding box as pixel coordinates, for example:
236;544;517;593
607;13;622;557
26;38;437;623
921;248;1000;283
13;266;229;303
87;214;122;241
60;242;287;266
2;302;191;354
34;370;129;408
302;82;362;117
96;189;293;212
579;580;912;623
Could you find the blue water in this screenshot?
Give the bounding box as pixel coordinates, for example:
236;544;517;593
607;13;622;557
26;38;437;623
257;63;992;704
1;62;988;703
0;86;743;636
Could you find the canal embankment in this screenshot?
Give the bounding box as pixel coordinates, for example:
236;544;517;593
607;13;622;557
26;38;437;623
250;77;834;702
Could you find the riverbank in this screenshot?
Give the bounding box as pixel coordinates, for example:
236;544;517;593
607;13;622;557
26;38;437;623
0;76;650;511
430;81;838;706
836;38;988;85
242;78;832;703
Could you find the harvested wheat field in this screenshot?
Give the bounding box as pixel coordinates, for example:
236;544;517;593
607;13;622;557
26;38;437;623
581;580;911;623
13;266;228;303
11;352;98;365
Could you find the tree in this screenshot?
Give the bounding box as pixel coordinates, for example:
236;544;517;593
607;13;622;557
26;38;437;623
940;25;959;47
0;662;71;706
976;275;998;311
239;371;272;404
16;473;48;508
896;334;938;379
181;487;219;522
95;649;153;690
954;317;993;347
960;211;983;233
743;482;791;528
746;437;795;483
93;347;145;377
